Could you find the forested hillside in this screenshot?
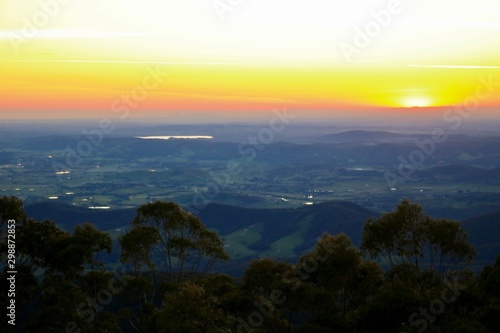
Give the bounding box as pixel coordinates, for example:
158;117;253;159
24;199;500;272
2;196;500;332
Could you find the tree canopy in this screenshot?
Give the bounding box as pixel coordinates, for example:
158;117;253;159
120;201;229;281
362;198;475;276
2;196;499;333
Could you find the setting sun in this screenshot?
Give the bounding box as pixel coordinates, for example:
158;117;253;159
401;96;433;108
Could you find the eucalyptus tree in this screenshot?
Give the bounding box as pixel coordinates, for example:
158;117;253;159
361;198;475;277
120;201;229;281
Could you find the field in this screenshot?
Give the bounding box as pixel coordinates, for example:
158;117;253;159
2;123;500;223
7;122;499;271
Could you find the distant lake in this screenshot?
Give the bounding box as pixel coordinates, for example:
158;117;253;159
135;136;214;140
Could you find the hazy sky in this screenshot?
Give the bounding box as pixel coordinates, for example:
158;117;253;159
0;0;499;121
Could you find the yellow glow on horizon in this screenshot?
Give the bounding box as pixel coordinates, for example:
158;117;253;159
0;0;499;119
401;96;433;108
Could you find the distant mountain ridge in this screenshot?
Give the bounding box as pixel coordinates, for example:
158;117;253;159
462;211;500;268
25;201;136;231
325;130;405;142
414;164;500;184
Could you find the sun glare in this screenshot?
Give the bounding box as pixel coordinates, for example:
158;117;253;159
401;96;432;108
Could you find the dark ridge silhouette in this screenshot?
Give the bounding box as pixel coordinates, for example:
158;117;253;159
23;201;500;267
326;130;404;141
414;164;500;183
462;210;500;268
196;201;378;251
25;201;136;231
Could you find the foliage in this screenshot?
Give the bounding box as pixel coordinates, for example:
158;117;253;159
2;196;500;333
123;201;229;281
119;225;159;273
153;280;235;333
362;198;476;276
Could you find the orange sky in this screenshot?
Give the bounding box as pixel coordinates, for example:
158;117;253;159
1;0;499;121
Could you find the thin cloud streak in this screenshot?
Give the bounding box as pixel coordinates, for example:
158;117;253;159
409;65;500;69
0;29;156;39
0;59;280;66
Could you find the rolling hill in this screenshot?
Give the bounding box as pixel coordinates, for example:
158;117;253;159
462;210;500;269
23;200;500;273
24;201;136;231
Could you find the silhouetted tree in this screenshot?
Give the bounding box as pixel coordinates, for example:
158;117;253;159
297;233;383;331
124;201;229;281
120;225;159;274
362;198;475;277
154;280;235;333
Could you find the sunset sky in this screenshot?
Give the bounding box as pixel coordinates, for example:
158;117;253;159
0;0;499;122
